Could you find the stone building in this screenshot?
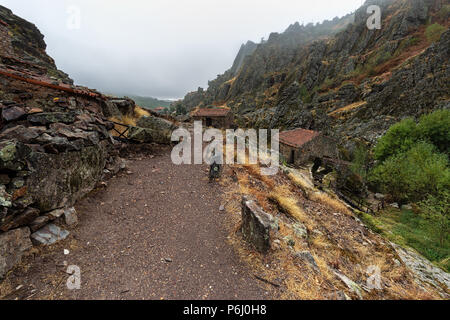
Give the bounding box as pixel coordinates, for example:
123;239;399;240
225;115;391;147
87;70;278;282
279;128;338;167
192;107;234;129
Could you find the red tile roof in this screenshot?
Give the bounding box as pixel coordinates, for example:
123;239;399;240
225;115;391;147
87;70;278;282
279;128;320;148
192;107;231;117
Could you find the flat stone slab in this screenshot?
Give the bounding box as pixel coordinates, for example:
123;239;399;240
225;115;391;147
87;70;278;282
31;224;69;246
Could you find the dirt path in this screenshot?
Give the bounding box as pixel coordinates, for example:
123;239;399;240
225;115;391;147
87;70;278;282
1;146;276;300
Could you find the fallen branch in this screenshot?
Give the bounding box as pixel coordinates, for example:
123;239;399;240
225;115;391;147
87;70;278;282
254;274;281;288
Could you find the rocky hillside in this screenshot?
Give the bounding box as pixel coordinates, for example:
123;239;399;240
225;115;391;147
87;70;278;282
176;0;449;150
0;5;71;84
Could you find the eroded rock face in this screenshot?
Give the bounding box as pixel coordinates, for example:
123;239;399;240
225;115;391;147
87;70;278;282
241;197;275;253
0;227;32;279
175;0;449;149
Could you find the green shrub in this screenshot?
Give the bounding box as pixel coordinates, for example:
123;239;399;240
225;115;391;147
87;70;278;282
425;23;447;43
420;189;450;247
299;85;312;103
374;118;418;161
370;142;449;204
350;144;371;181
394;37;420;57
417;109;450;154
374;109;450;161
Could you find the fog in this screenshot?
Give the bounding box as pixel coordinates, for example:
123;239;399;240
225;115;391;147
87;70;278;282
0;0;363;99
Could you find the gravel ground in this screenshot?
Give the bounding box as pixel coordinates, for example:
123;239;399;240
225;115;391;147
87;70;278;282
1;146;277;300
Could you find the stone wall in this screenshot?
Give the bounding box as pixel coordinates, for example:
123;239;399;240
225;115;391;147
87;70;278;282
0;66;122;279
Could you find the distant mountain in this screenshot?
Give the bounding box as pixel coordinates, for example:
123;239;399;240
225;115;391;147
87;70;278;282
122;95;172;110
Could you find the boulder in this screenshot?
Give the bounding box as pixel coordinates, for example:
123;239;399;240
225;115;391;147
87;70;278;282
110;99;135;116
0;227;32;279
0;140;31;171
241;197;275;253
46;208;65;220
0;185;12;208
128;127;172;145
2;106;26;122
128;116;178;144
26;143;109;212
0;125;46;143
333;270;363;300
137;116;177;136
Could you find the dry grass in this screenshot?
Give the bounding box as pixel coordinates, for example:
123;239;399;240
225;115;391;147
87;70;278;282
222;146;444;300
109;105;150;137
134;106;150;118
287;172;314;194
109;115;137;137
328;101;367;117
310;192;351;215
270;186;308;222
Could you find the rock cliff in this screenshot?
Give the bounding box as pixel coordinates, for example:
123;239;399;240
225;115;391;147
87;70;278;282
177;0;449;151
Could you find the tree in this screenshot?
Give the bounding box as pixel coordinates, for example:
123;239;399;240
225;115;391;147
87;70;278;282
373;118;418;162
370;142;449;204
417;109;450;155
373;109;450;161
420;189;449;247
350;144;371;181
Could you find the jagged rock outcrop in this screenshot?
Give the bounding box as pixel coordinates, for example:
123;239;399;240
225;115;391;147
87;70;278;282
229;41;258;76
176;0;449;150
0;5;72;84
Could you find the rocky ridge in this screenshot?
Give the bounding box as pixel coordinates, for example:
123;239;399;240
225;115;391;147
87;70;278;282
176;0;449;150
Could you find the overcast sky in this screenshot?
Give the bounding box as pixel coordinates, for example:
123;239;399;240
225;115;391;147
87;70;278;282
0;0;363;99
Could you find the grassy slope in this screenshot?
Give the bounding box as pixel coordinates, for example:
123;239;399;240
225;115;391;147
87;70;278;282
359;209;449;272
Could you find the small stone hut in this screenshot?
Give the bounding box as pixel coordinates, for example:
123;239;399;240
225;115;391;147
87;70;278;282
279;128;337;167
192;107;234;129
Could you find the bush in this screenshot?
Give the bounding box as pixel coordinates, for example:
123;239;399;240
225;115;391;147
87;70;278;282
374;109;450;161
374;118;418;161
417;109;450;154
370;142;449;204
351;144;371;181
420;189;449;247
425;23;447;43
